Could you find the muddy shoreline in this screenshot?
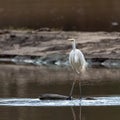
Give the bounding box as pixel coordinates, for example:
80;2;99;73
0;29;119;67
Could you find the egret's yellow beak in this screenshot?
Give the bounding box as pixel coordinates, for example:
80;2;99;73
68;38;75;41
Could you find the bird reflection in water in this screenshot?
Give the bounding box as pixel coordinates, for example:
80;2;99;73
71;106;82;120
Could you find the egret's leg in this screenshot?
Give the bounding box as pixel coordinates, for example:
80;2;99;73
78;75;82;120
79;79;82;119
71;107;76;120
68;72;76;99
79;80;82;99
69;80;76;99
78;74;82;99
79;105;82;120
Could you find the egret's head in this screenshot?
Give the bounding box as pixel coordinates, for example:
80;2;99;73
68;38;76;49
68;39;76;45
68;38;77;49
68;38;75;42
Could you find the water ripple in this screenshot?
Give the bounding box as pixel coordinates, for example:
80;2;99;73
0;96;120;107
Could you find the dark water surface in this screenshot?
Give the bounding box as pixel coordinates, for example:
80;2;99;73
0;0;120;30
0;64;120;120
0;106;120;120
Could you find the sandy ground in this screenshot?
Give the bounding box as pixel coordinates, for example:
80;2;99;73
0;30;119;59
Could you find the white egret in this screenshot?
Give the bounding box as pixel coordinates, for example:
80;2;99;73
68;38;88;99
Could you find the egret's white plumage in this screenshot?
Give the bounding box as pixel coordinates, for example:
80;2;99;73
68;38;88;99
68;39;87;74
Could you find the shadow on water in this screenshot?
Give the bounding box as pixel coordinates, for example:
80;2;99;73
0;64;120;120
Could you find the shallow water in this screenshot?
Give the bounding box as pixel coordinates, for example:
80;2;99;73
0;64;120;120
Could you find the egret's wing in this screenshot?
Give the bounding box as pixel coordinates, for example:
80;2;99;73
69;50;81;74
76;49;87;71
69;50;75;71
69;49;87;74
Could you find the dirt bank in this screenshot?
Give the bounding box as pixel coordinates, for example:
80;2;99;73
0;30;119;59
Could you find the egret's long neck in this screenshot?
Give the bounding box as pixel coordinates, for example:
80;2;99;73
72;40;76;50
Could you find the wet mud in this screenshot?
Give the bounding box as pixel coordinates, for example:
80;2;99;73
0;30;119;67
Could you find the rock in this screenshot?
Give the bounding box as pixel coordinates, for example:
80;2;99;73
85;97;96;100
0;30;10;34
101;59;120;68
39;93;74;100
39;53;68;65
37;27;51;31
12;55;34;64
10;34;16;38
